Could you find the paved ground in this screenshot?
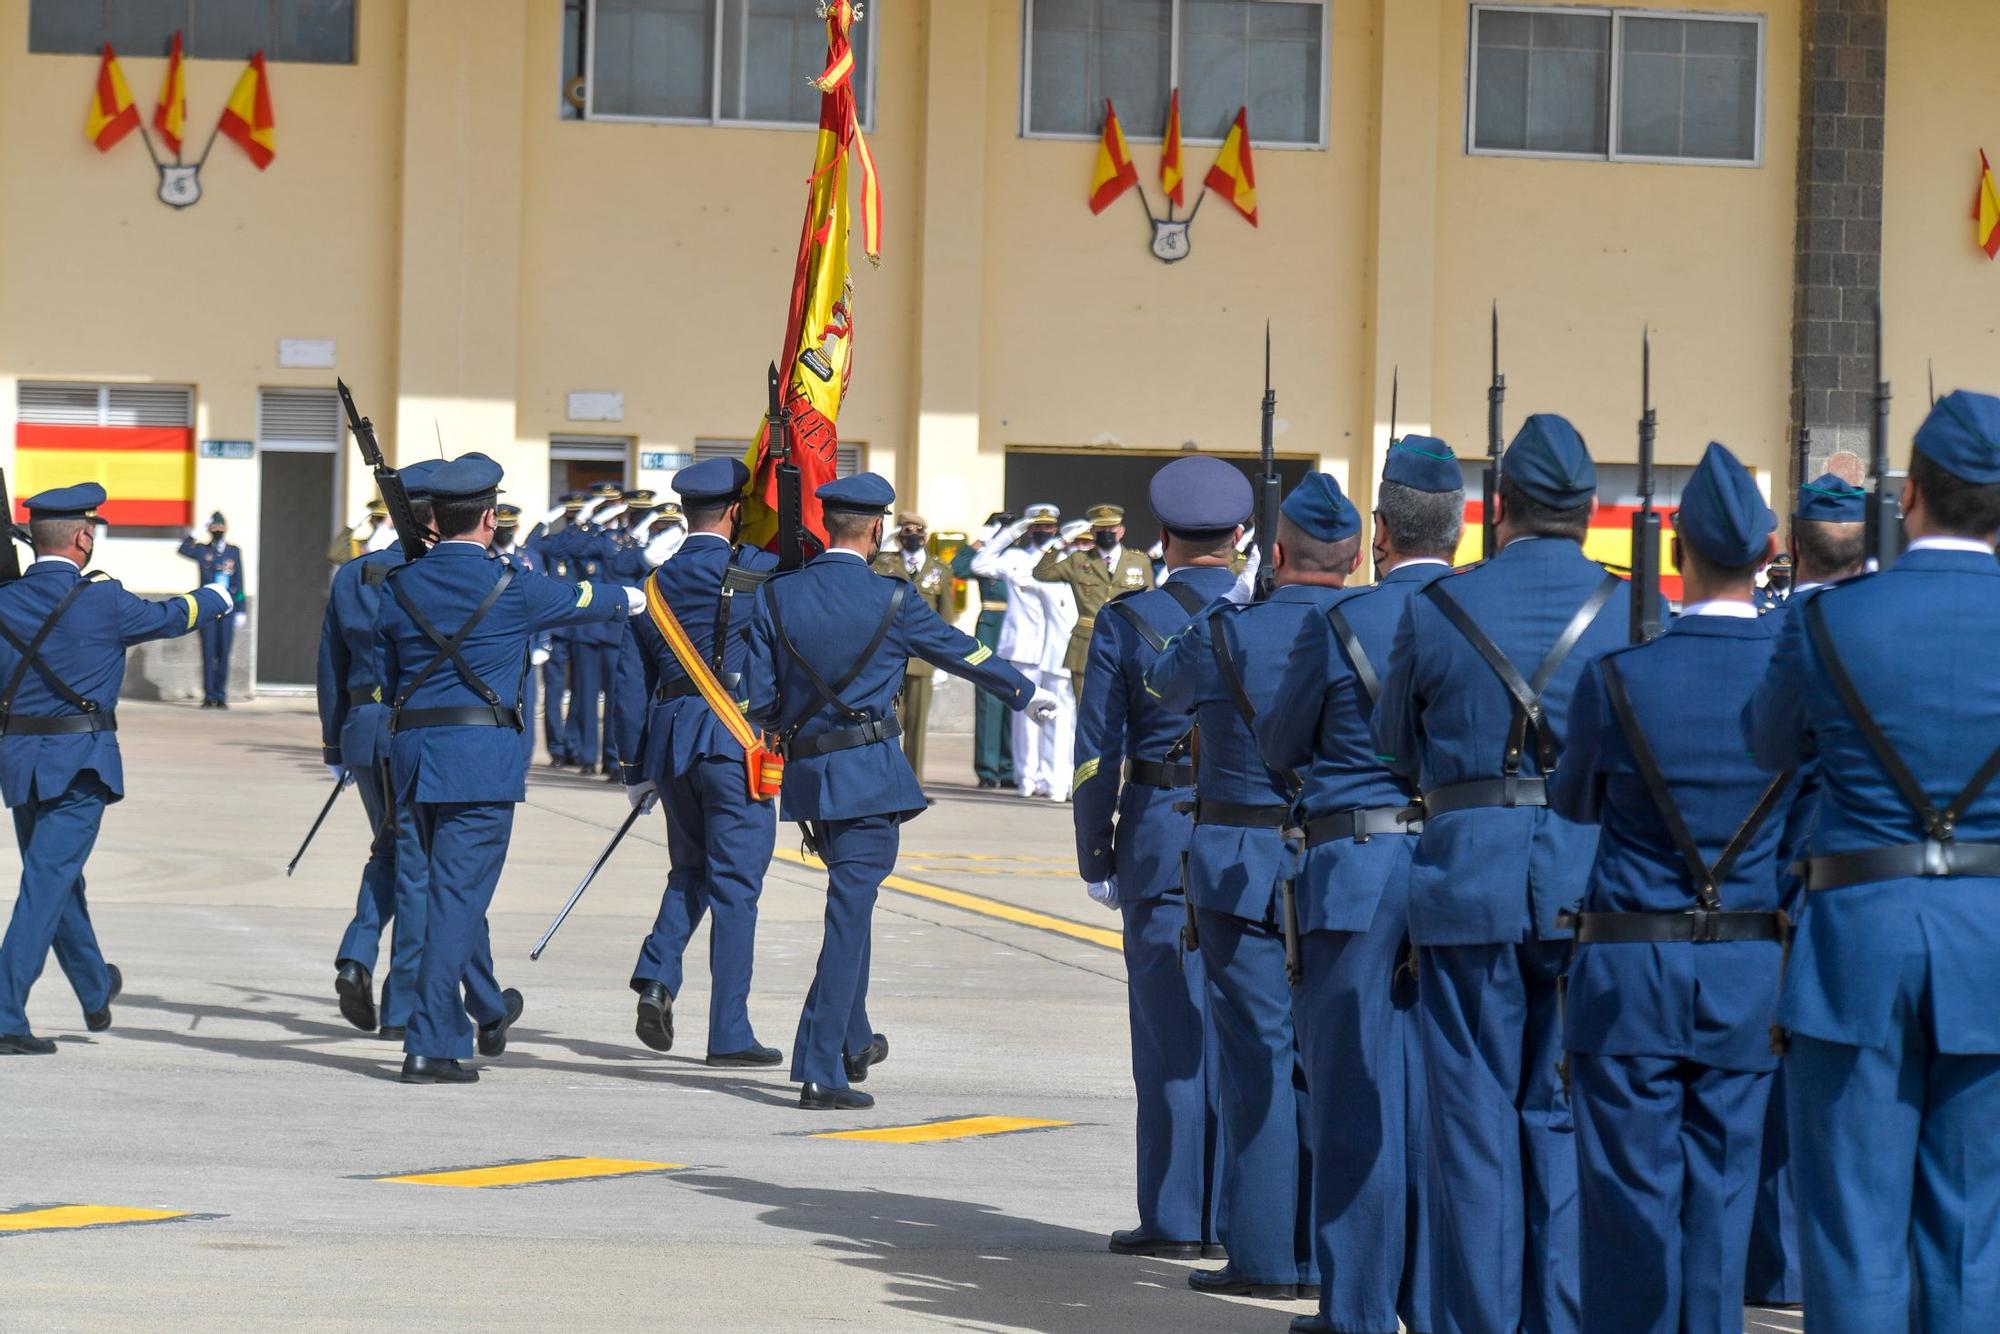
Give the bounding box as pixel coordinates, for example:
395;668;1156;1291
1;701;1804;1332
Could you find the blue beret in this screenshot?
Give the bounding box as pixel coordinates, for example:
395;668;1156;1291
1913;390;2000;485
1502;414;1597;508
1149;456;1253;535
1793;472;1866;523
1280;472;1360;543
1675;441;1774;568
674;457;750;506
399;459;443;502
1383;435;1463;494
817;471;895;514
23;483;105;519
429;452;504;502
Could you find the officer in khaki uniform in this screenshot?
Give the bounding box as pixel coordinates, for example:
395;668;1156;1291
870;513;952;782
1032;503;1154;686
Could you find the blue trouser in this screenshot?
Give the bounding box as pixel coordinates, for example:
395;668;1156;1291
1788;1028;2000;1332
1744;1063;1801;1305
564;642;608;767
1571;1053;1768;1334
334;760;430;1029
1419;940;1578;1334
404;800;514;1061
632;754;777;1055
199;613;234;702
541;638;570;760
1196;906;1317;1288
790;814;892;1088
1120;893;1222;1244
0;775;114;1033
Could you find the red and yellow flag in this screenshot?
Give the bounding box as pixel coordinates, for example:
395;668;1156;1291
1976;150;2000;260
153;30;188;157
1204;106;1259;227
13;424;194;528
1089;99;1139;215
1161;89;1185;208
218;51;276;169
85;44;140;152
740;0;880;554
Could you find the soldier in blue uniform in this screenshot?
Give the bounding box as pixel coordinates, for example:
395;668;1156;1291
1744;390;2000;1332
1375;415;1630;1334
178;511;245;707
949;514;1016;789
375;454;645;1083
561;482;627;775
743;473;1052;1110
1551;442;1797;1333
492;504;546;775
0;483;233;1054
1070;457;1242;1262
1259;437;1461;1334
527;493;586;766
611;458;783;1066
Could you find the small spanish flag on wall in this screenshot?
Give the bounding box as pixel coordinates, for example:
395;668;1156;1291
1161;89;1185;209
1089;99;1139;215
1204;106;1258;226
153;31;188;158
1976;149;2000;259
218;51;277;169
85;44;140;152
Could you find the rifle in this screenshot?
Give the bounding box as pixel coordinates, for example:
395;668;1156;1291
530;798;650;960
1865;301;1904;570
1629;329;1664;643
1484;304;1505;560
767;363;820;571
336;379;430;558
1388;365;1400;447
286;771;353;877
0;468;22;586
1254;323;1279;601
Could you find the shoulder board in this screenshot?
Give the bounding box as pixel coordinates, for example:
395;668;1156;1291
362;562;391;587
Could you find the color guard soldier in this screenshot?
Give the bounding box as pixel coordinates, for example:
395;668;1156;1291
870;512;951;783
949;513;1017;789
178;511;245;707
1034;503;1154;692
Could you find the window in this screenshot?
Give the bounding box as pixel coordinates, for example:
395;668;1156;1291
1023;0;1327;148
1469;7;1762;165
17;382;195;534
257;387;341;451
692;438;860;484
583;0;876;128
552;435;632;502
29;1;356;64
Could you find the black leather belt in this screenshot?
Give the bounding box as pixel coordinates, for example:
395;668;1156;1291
1126;759;1194;789
1303;804;1421;847
1421;776;1547;817
656;672;741;702
786;717;901;758
1557;908;1789;944
1;711;116;736
1192;798;1289;830
1806;840;2000;892
392;705;524;732
348;685;382;707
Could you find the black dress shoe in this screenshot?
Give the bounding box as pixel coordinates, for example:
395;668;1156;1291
476;988;524;1057
1201;1242;1228;1261
799;1082;874;1110
1108;1229;1202;1259
634;982;674;1052
378;1025;406;1041
977;778;997;789
335;961;377;1033
0;1032;57;1055
401;1055;478;1084
706;1044;783;1067
1187;1266;1300;1300
85;963;123;1033
842;1033;889;1083
1289;1317;1333;1334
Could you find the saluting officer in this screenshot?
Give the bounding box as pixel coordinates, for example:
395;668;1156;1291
563;481;628;776
492;503;547;776
744;473;1053;1110
972;504;1077;800
1034;503;1154;691
949;513;1017;789
1744;391;2000;1332
1258;438;1462;1334
376;454;645;1084
528;492;586;766
611;457;782;1066
869;513;951;783
1550;442;1797;1332
177;511;245;708
1070;458;1241;1264
1375;415;1629;1334
0;484;233;1054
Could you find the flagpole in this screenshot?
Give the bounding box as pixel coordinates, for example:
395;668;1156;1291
1185;184;1208;225
1133;180;1157;228
136;123;161;170
194;120;222;170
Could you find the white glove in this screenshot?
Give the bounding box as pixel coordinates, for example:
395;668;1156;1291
1225;545;1261;606
645;528;687;566
1027;689;1059;724
597;502;628;525
625;780;658;813
325;764;348;784
232;611;247;629
188;527;204;543
207;579;232;607
992;516;1034;550
1086;878;1119;910
622;585;647;616
538;504;565;528
577;496;608;525
531;646;552;667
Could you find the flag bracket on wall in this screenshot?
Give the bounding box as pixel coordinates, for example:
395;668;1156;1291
1091;93;1257;264
85;37;276;211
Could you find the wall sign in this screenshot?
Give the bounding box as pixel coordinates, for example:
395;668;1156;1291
639;451;670;471
199;439;255;460
568;392;625;422
278;338;335;369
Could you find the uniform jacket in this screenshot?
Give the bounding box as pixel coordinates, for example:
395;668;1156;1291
178;538;245;606
1374;536;1632;944
1552;611;1796;1071
745;551;1033;822
949;543;1009;623
870;548;953;678
543;525;624;648
1033;542;1155;676
1070;565;1238;900
1745;546;2000;1053
0;560;229;807
970;535;1076;672
316;543;405;776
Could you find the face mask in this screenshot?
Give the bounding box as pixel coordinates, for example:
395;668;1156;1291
1093;530;1118;552
1029;526;1058;547
899;533;925;553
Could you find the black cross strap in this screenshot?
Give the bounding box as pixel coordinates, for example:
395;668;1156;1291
1424;571;1620;776
1326;602;1381;707
388;566;516;725
0;573;108;725
1208;608;1302;799
1600;656;1795;912
710;550;772;675
1108;579;1208;653
767;579;906;742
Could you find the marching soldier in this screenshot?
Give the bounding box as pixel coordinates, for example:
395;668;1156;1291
375;454;645;1083
1375;415;1630;1334
949;514;1017;789
972;504;1077;800
744;473;1054;1109
1070;459;1239;1264
178;512;245;708
870;513;951;782
1034;503;1154;692
1744;391;2000;1331
0;484;233;1054
1550;442;1796;1332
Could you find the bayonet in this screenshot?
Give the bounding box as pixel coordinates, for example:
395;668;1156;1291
337;380;430;559
1389;365;1400;447
1866;301;1904;570
1629;328;1663;643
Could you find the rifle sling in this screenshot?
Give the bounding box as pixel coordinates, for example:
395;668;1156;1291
1207;608;1301;799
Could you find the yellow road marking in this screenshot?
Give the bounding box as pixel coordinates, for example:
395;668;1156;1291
812;1116;1073;1144
374;1157;682;1189
771;847;1121;952
0;1205;190;1235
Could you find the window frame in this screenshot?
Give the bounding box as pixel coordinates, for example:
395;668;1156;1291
1018;0;1332;152
582;0;879;132
1464;4;1766;169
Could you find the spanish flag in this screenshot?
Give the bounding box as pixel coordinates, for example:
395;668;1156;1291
1161;89;1185;209
218;51;276;169
1977;150;2000;260
153;30;188;158
1204;106;1258;227
85;45;140;152
1089;99;1139;215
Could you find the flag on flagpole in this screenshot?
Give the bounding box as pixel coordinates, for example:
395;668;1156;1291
1089;99;1140;215
1976;150;2000;259
85;44;140;152
1204;106;1259;226
217;51;276;169
1161;89;1185;209
153;30;188;157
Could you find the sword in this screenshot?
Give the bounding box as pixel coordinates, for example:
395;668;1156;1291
286;772;354;877
530;798;651;960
